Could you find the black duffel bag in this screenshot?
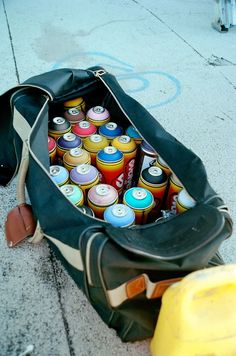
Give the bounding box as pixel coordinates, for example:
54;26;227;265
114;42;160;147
0;66;233;342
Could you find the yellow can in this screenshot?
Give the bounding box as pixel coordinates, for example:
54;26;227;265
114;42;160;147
64;96;86;112
165;173;183;212
155;156;171;176
176;188;196;214
63;147;91;171
83;134;109;166
150;264;236;356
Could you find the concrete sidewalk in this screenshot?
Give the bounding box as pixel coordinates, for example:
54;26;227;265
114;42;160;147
0;0;236;355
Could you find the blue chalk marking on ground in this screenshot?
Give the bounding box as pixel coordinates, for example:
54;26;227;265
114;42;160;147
52;51;181;109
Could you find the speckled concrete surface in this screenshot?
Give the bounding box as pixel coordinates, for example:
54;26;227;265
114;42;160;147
0;0;235;355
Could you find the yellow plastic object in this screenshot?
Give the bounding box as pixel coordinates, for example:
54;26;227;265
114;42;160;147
150;264;236;356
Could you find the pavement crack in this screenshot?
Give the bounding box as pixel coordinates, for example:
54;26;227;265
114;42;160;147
131;0;206;60
220;72;236;90
49;247;76;356
207;54;236;66
2;0;20;83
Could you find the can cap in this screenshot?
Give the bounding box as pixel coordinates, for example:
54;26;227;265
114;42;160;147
178;189;196;208
61;184;75;196
126;125;142;139
132;188;147;200
63;133;76;141
112;204;128;217
53;117;65;125
70;147;83;157
90;134;102;143
79;121;90;129
93;106;105;114
105;122;117;130
76;164;91;175
50;165;61;176
104;146;117;154
148;166;162;176
96;184;110;196
118;135;131;143
68;108;80;115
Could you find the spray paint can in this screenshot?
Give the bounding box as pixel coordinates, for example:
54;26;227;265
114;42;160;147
70;164;100;202
60;184;84;206
123;187;154;225
64;107;85;126
135;141;157;184
64;96;86;112
50;165;69;186
96;146;124;194
48;136;57;164
72;120;97;141
176;189;196;214
48;117;71;140
78;205;95;218
125;125;142;145
63;147;91;171
155;156;171;176
56;133;82;159
99;122;123;142
104;204;135;228
86;106;110;127
138;166;168;214
112;135;137;190
87;184;119;219
83;134;109;166
165;173;183;213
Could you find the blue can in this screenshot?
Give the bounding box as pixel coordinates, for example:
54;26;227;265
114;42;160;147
126;125;142;145
104;204;135;228
123;187;154;225
50;165;69;186
99;122;123;142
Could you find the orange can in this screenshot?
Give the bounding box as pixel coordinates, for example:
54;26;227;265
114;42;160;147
96;146;124;195
112;135;137;190
155;156;171;176
165;173;183;213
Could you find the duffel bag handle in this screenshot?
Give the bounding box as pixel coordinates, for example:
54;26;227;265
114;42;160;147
106;274;182;307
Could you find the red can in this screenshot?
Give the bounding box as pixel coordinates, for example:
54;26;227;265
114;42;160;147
72;121;97;141
48;136;57;164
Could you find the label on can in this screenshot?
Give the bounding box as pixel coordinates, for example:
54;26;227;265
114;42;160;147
96;185;109;196
112;205;127;217
104;146;117;154
53;117;65;125
50;166;61;176
118;135;131;143
70;147;83;157
76;164;91;175
63;133;76;141
105;122;117;130
90;134;102;143
93;106;105;114
79;121;90;128
132;189;147;200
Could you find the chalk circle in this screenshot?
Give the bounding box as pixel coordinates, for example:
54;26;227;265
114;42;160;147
51;51;181;109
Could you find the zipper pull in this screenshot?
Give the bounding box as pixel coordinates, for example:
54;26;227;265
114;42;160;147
93;69;106;77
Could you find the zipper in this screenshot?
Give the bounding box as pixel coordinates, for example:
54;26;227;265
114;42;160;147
85;232;101;286
88;69;193;202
